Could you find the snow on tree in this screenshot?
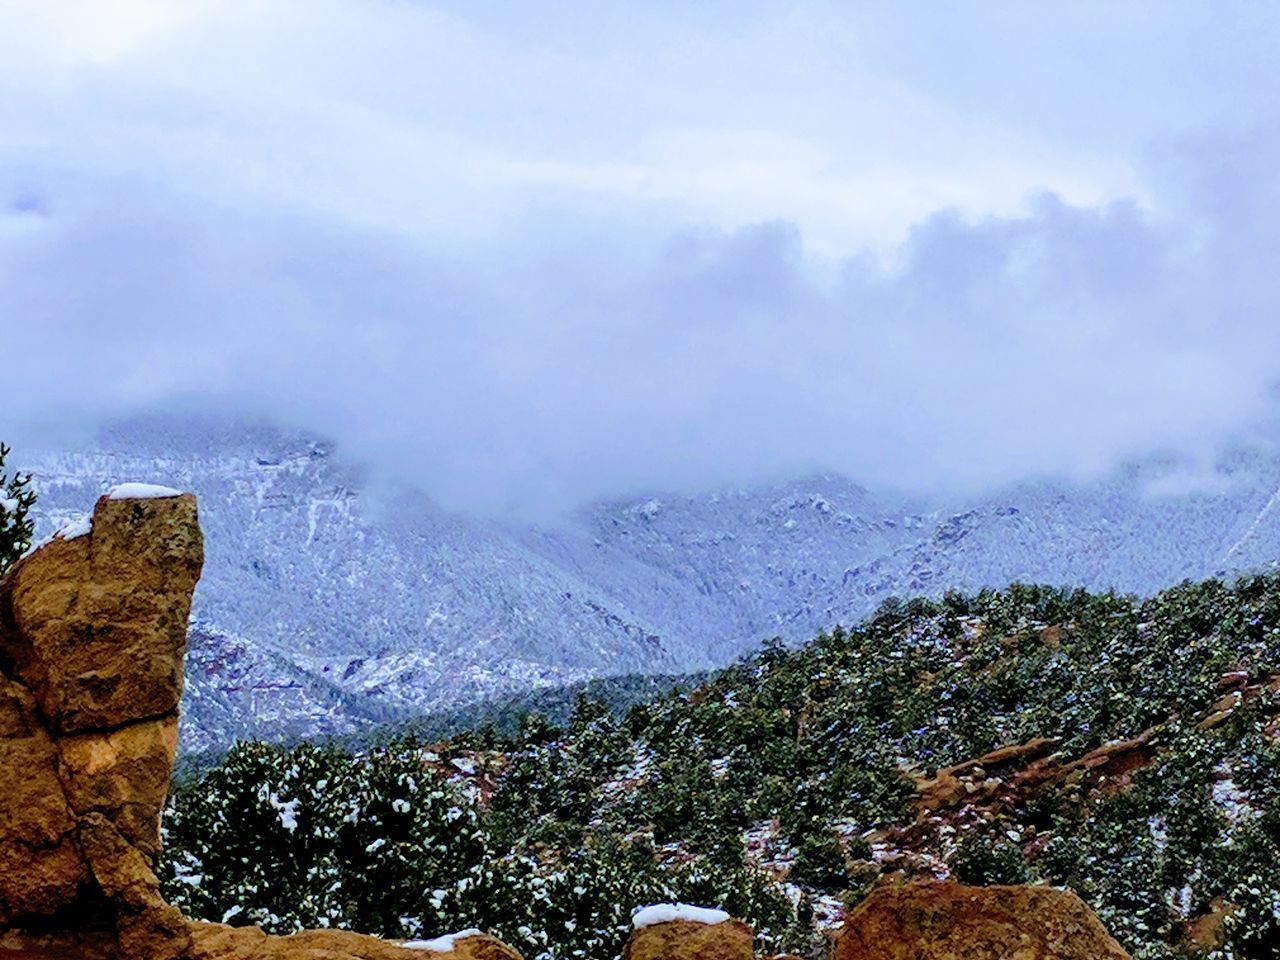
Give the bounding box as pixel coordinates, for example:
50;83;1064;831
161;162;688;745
0;442;35;575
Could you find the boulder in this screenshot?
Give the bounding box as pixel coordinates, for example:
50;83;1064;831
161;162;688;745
621;918;754;960
833;882;1130;960
1184;897;1235;954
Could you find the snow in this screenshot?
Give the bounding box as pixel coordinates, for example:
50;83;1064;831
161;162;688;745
0;497;17;514
277;799;299;833
402;929;483;952
258;785;299;832
1220;479;1280;564
57;517;93;540
1211;772;1251;825
631;904;730;929
106;482;184;500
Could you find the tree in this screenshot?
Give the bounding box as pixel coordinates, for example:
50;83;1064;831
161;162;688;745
0;443;36;575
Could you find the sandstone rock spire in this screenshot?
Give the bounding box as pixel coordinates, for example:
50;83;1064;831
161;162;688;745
0;489;203;959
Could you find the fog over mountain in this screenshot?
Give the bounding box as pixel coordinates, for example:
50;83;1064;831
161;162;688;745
7;3;1280;517
22;415;1280;751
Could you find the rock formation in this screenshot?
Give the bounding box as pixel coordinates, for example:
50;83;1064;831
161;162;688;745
0;489;203;960
620;916;754;960
832;881;1131;960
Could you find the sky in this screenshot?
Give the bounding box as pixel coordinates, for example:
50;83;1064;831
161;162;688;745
3;1;1280;515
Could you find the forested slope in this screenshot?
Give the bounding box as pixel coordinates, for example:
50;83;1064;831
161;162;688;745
161;576;1280;959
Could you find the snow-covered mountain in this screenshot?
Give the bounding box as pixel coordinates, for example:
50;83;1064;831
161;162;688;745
21;415;1280;751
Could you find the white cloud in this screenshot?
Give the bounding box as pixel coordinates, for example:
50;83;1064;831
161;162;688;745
2;1;1279;514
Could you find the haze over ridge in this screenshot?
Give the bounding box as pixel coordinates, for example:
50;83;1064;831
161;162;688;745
5;2;1280;516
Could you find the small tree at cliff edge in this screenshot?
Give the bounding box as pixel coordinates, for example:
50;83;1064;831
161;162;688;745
0;443;36;575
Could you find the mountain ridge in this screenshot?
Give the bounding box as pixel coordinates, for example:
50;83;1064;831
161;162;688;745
20;414;1280;751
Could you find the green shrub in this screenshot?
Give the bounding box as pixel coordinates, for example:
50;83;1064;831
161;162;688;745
950;833;1032;886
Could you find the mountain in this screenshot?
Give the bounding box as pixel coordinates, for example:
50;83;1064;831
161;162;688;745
20;414;1280;751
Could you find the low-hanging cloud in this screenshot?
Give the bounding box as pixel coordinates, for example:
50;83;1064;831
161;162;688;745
4;2;1280;516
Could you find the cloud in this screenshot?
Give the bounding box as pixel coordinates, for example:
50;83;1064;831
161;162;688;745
3;1;1280;516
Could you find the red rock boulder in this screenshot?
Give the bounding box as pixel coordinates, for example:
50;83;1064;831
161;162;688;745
833;882;1130;960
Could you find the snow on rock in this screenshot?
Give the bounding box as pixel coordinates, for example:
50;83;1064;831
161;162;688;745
106;482;185;500
403;929;484;951
631;904;730;929
56;516;92;540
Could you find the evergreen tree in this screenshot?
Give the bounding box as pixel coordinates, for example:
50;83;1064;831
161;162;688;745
0;442;35;575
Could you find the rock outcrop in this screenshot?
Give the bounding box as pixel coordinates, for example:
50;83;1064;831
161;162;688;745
914;733;1158;819
621;917;754;960
0;489;203;960
833;881;1131;960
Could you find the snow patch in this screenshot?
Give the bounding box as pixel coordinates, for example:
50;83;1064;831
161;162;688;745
402;929;483;952
106;482;184;500
57;517;92;541
1212;772;1251;825
258;784;299;833
1220;480;1280;564
631;903;730;929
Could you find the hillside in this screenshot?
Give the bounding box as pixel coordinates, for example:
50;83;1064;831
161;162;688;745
23;414;1280;751
159;575;1280;960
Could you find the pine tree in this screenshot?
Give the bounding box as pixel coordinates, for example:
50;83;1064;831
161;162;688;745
0;443;36;575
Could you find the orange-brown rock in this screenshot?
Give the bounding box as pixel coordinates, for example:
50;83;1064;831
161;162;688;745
0;926;118;959
58;714;181;857
0;490;203;956
0;678;86;921
915;732;1159;822
188;923;522;960
0;922;524;960
916;737;1061;813
1184;897;1236;954
832;882;1130;960
620;919;754;960
2;494;203;734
